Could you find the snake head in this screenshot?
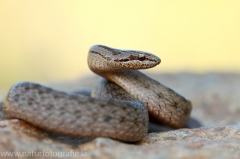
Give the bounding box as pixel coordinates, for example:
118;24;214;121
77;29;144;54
88;45;161;72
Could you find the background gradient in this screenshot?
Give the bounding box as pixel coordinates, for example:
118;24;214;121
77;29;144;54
1;0;240;90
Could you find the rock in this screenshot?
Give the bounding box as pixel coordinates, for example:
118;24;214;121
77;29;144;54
0;73;240;159
84;126;240;159
0;120;239;159
138;125;240;145
0;120;90;159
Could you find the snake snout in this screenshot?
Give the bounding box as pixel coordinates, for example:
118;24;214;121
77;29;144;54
154;55;161;65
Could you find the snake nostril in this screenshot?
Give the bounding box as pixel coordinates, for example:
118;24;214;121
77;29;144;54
138;54;145;61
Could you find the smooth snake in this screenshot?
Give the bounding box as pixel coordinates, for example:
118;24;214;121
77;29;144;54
3;45;192;142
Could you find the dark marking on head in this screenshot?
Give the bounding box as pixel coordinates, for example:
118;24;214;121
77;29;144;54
99;45;121;55
129;55;138;60
90;51;100;55
91;45;160;64
113;53;156;63
112;51;121;55
91;50;112;61
114;58;130;62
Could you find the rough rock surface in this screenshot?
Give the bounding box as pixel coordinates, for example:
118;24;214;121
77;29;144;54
0;120;239;159
0;73;240;159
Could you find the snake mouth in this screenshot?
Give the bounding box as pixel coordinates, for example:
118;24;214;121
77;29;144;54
114;57;159;63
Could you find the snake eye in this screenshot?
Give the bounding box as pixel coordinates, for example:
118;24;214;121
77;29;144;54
138;54;145;61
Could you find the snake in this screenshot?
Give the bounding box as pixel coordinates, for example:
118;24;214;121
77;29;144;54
3;45;192;142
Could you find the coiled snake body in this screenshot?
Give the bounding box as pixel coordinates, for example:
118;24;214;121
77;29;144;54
3;45;192;142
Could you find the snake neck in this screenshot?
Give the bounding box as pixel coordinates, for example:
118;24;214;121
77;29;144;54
98;70;192;128
98;70;157;99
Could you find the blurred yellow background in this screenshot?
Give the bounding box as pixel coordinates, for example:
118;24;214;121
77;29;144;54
0;0;240;90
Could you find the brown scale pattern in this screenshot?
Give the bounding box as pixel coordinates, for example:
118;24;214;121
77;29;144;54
105;70;192;128
3;45;191;142
89;45;192;128
4;82;148;142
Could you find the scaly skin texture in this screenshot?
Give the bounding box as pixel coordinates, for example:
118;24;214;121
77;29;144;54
3;83;148;142
89;45;192;128
3;45;192;142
